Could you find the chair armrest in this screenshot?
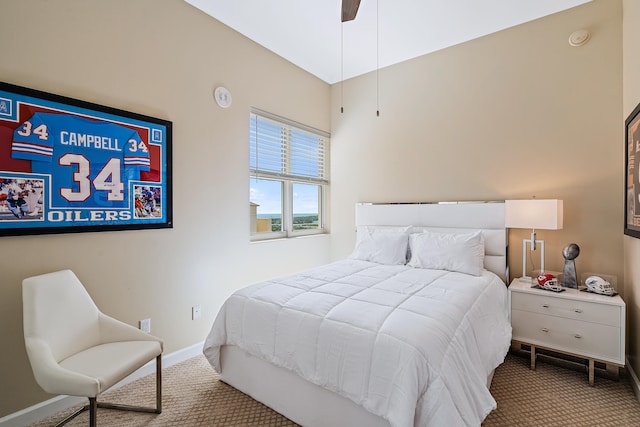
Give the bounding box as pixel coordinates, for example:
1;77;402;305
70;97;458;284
98;313;164;351
25;337;101;397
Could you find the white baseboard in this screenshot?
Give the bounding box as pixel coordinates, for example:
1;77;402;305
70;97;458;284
0;341;204;427
627;356;640;403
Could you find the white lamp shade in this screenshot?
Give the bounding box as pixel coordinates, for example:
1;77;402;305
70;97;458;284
505;199;563;230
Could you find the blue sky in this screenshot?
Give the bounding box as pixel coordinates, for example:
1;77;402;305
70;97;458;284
250;179;319;214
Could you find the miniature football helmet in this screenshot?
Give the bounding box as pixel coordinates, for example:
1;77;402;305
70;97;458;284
584;276;616;296
537;273;562;291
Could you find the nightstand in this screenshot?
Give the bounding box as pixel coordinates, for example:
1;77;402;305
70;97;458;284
509;279;625;386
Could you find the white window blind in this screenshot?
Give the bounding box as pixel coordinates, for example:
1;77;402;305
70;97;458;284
250;109;328;185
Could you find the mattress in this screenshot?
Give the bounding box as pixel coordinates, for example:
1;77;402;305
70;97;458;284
203;259;512;427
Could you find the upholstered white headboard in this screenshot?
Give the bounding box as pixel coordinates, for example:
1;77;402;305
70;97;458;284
355;201;508;283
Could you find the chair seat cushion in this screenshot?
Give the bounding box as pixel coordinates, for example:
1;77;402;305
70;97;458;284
59;341;162;396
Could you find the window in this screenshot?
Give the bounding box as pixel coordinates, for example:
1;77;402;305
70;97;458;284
249;109;329;240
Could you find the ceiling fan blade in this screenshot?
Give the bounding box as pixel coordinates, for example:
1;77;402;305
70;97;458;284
342;0;361;22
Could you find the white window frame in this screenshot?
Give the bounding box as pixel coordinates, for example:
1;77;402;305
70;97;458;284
249;108;329;241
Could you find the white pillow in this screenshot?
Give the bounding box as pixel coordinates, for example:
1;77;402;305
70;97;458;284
408;230;485;276
349;226;410;265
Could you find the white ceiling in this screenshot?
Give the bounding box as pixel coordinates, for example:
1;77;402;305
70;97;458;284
184;0;591;84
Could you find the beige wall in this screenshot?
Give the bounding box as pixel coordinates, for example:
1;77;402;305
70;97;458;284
0;0;331;417
0;0;630;419
330;0;623;285
623;0;640;383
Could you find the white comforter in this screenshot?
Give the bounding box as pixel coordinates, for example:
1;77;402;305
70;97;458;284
203;259;512;427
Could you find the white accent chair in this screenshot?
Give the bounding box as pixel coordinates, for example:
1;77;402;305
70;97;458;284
22;270;163;426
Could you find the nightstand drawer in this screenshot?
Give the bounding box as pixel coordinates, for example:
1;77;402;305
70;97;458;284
511;291;621;327
512;309;623;363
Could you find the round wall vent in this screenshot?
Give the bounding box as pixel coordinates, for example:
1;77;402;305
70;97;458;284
569;29;590;47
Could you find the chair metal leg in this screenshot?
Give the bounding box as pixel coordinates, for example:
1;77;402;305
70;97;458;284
89;398;97;427
98;355;162;414
52;355;162;426
156;354;162;413
53;405;88;427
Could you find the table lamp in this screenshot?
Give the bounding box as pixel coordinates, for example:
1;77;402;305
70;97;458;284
505;199;564;281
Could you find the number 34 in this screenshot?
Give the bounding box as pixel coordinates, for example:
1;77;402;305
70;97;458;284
59;154;124;202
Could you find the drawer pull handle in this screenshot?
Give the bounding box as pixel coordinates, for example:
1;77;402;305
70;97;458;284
542;304;550;308
574;334;582;339
574;309;583;313
541;328;549;332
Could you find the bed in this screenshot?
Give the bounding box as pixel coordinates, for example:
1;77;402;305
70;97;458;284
203;201;512;427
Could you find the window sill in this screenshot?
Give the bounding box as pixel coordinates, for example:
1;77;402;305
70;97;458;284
250;232;329;244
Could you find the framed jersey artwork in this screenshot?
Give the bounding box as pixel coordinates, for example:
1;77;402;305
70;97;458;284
626;100;640;239
0;82;172;236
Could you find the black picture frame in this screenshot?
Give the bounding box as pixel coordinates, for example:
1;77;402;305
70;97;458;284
625;100;640;239
0;82;172;236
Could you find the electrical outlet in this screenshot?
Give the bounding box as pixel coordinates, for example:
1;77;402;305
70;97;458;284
192;305;202;320
139;318;151;333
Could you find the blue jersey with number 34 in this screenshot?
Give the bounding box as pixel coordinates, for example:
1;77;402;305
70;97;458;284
11;112;150;209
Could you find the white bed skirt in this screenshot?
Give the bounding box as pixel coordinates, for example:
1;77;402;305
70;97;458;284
220;345;495;427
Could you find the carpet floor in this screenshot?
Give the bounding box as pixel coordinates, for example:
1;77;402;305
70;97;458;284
30;352;640;426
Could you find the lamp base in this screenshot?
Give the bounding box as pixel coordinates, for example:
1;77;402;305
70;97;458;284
522;239;545;280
